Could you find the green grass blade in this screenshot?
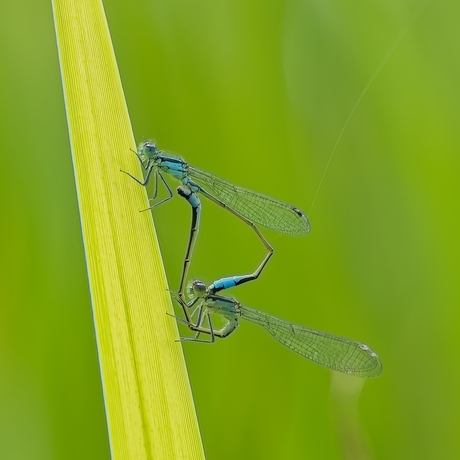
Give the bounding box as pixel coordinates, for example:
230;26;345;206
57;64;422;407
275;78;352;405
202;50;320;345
51;0;205;458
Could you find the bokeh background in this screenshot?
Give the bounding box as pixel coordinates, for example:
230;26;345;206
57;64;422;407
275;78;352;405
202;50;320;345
1;0;458;458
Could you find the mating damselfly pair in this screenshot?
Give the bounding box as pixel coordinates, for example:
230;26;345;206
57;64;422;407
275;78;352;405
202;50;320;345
122;141;382;378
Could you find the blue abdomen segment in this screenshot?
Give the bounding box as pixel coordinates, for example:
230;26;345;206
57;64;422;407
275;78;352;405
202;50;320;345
176;186;201;209
209;275;252;294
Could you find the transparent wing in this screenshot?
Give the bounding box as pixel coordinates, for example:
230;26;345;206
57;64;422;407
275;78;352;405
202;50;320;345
240;306;382;378
189;166;311;236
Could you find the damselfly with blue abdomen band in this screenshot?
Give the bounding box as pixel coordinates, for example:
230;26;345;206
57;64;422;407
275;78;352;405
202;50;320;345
122;142;310;298
169;276;382;378
170;191;381;376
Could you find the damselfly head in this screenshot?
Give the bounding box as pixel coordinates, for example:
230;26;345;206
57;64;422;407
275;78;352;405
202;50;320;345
137;141;157;161
187;279;207;298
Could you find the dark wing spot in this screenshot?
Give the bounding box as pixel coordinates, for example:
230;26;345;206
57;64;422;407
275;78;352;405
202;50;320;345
292;207;305;217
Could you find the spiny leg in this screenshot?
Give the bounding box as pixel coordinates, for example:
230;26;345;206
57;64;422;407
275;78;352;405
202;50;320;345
140;172;174;211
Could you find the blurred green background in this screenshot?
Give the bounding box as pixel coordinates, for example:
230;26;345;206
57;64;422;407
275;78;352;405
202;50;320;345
1;0;458;458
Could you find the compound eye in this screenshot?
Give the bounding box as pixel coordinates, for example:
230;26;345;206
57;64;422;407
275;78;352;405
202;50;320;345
191;279;206;296
138;141;155;154
146;142;156;153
